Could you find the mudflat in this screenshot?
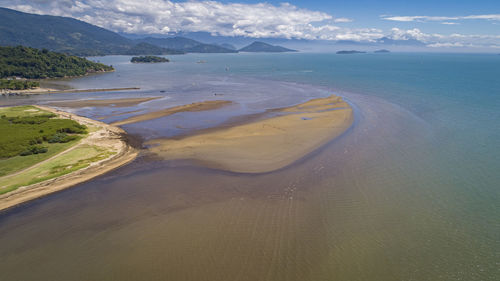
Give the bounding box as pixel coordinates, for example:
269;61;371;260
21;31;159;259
146;95;353;173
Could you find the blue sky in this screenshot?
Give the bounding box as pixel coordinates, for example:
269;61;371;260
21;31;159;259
2;0;500;50
213;0;500;34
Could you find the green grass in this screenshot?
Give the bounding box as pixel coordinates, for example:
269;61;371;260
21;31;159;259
0;105;47;117
0;105;87;158
0;138;80;176
0;145;115;194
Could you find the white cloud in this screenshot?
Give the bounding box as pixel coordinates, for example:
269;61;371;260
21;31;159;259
427;42;464;48
381;14;500;23
2;0;363;40
334;18;353;23
388;28;430;41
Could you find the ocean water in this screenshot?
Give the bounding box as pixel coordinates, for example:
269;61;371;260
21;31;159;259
0;53;498;281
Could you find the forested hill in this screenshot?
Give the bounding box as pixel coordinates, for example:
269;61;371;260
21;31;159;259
239;42;297;53
136;37;237;53
0;46;113;79
0;8;180;56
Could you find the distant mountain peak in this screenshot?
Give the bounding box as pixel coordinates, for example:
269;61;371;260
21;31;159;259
239;41;297;53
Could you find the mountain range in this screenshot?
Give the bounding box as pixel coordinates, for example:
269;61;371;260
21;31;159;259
0;7;433;56
0;8;297;56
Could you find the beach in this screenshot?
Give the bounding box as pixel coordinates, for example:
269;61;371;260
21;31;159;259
147;95;353;173
0;105;138;211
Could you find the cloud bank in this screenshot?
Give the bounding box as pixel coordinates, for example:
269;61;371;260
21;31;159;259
3;0;364;40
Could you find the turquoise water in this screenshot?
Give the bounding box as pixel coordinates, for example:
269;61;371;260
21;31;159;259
0;53;499;280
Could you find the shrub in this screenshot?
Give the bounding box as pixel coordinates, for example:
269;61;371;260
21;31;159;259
19;145;48;156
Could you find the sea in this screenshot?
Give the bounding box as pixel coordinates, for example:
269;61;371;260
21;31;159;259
0;52;498;281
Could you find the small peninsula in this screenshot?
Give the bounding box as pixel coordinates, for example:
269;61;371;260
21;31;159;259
0;105;137;211
0;45;114;93
131;56;170;63
336;50;366;54
0;46;113;80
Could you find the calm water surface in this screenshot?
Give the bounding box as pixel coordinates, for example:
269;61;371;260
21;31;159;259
0;53;498;280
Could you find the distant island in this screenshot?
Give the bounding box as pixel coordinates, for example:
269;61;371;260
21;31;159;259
336;50;367;54
239;42;297;53
0;45;113;90
131;56;170;63
374;49;391;53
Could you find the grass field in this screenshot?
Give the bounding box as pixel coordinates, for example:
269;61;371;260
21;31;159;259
0;145;115;194
0;140;80;176
0;105;86;160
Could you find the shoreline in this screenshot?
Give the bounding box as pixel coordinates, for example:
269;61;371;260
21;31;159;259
0;106;138;212
0;87;141;96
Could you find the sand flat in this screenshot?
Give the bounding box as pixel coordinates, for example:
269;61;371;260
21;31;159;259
112;100;233;126
147;95;353;173
47;97;160;108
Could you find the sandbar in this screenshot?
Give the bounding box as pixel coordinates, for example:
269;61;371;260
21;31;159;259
0;106;138;211
146;95;353;173
112;100;233;126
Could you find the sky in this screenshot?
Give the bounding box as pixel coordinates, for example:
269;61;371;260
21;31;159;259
1;0;500;50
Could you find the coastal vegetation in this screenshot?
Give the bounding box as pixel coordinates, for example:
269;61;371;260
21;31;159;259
131;56;170;63
0;145;113;195
0;105;136;205
0;106;87;159
0;46;113;79
0;79;39;90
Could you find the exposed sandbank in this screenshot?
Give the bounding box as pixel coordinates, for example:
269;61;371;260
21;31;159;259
146;95;353;173
47;97;160;108
111;100;233;126
0;106;138;211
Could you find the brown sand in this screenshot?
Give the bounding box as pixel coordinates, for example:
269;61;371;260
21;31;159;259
47;97;160;108
111;100;233;126
0;106;138;211
146;95;353;173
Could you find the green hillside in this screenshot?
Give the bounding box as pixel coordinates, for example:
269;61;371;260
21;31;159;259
0;46;113;79
0;8;180;56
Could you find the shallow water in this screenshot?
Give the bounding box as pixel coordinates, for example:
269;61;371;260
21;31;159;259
0;53;498;280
